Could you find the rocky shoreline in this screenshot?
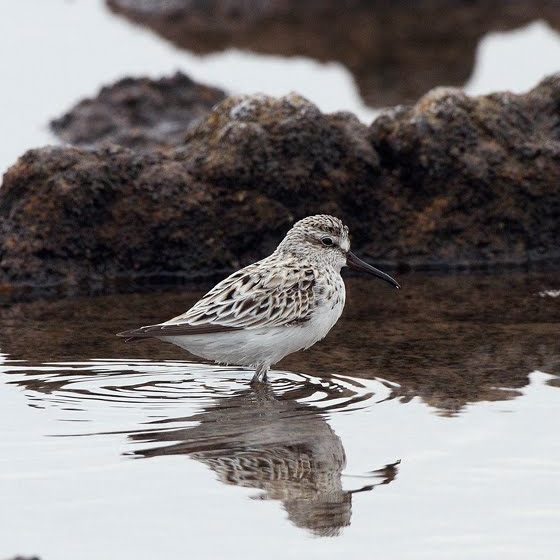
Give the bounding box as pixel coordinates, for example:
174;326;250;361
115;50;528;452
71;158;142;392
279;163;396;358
1;73;559;298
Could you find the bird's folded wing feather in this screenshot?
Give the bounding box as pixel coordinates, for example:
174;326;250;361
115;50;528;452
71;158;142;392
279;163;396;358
146;264;318;336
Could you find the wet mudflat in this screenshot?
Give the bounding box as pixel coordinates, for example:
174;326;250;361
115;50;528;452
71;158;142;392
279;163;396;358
1;271;559;559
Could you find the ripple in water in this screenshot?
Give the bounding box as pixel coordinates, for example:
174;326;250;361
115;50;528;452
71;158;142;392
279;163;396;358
1;356;400;536
1;357;394;415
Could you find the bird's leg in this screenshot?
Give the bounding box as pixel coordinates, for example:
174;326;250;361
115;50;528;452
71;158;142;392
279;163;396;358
251;363;269;384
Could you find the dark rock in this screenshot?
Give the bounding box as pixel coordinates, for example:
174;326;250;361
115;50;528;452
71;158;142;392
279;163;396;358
0;93;377;295
50;72;226;150
368;76;560;268
107;0;560;107
0;143;291;295
1;79;560;296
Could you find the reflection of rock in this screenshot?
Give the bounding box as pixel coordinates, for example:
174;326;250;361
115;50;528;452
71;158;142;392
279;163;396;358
107;0;560;107
130;384;395;536
3;81;560;294
306;273;560;415
2;272;557;415
50;72;226;150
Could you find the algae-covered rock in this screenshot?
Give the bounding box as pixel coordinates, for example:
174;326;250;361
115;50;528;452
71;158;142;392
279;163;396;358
2;78;560;295
368;76;560;267
51;72;226;150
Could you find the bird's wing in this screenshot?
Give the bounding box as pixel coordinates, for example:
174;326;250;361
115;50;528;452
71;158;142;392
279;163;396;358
117;321;239;340
152;262;318;336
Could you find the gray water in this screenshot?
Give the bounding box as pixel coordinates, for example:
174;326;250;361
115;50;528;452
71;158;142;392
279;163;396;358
1;272;559;559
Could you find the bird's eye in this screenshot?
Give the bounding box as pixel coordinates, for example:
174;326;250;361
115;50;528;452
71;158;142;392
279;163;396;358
321;237;334;247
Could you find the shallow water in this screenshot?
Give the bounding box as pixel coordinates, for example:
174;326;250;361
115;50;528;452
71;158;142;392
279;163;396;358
1;271;559;559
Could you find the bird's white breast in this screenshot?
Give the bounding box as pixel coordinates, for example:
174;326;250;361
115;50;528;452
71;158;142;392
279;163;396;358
303;272;346;346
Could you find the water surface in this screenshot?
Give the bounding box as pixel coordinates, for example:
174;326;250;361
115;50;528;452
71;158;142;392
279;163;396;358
1;271;559;559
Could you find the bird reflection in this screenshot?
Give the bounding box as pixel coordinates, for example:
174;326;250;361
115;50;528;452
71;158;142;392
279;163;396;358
129;382;399;536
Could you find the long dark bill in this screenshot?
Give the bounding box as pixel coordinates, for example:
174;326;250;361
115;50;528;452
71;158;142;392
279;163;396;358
346;251;400;289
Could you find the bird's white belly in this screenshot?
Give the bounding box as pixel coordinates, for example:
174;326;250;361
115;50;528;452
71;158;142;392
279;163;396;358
159;288;345;368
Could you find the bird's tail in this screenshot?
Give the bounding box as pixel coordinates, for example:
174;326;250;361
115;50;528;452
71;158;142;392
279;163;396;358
116;326;155;342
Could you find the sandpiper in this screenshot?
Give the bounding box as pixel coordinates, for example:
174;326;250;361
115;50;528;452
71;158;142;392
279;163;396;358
117;215;400;383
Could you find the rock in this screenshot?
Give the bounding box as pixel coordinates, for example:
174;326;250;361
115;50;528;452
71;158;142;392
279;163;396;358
0;93;378;295
106;0;560;107
50;72;226;150
0;144;291;295
368;76;560;268
1;79;560;296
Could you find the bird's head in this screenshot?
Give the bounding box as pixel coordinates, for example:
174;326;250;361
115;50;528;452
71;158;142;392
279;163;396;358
277;215;400;289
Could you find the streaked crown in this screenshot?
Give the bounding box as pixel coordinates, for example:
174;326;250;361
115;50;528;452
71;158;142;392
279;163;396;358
275;215;351;269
